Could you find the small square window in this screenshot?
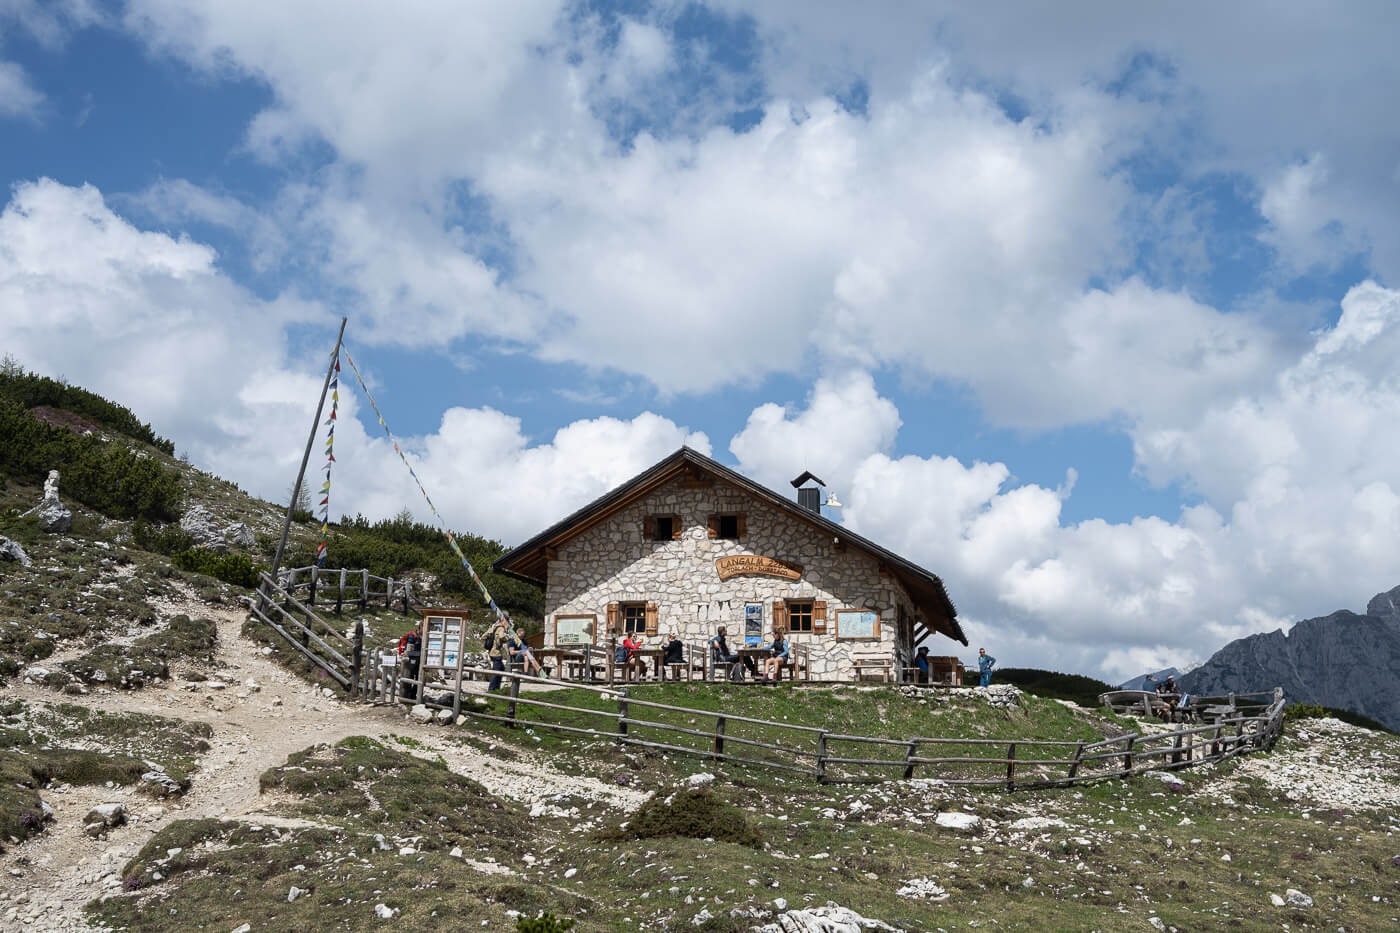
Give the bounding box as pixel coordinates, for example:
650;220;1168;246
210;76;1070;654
787;600;814;633
621;602;647;635
717;514;739;539
652;516;674;541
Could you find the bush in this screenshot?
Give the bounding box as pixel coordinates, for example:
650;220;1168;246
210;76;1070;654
0;362;174;453
285;513;543;619
518;915;575;933
171;549;262;589
0;398;182;521
131;519;196;555
600;788;761;848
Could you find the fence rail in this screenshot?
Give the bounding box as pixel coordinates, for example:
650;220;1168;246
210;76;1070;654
273;565;416;615
364;660;1286;789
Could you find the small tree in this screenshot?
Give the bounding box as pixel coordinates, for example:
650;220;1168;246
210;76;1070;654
291;479;314;515
0;354;23;379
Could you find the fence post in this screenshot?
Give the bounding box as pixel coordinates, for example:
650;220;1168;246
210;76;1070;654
352;621;363;698
309;566;318;606
1228;692;1236;711
1141;695;1152;718
401;584;410;615
607;638;616;685
1067;741;1085;779
815;731;829;784
902;740;918;780
1121;735;1135;776
616;687;629;745
1172;731;1183;765
360;570;369;610
336;568;346;615
1005;742;1017;791
713;716;726;761
507;674;521;728
386;576;393;609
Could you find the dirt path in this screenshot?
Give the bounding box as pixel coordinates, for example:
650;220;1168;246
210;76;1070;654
0;598;645;932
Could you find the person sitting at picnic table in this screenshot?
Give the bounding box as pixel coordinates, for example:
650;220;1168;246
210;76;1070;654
1143;672;1162;694
1158;675;1182;720
913;646;931;684
661;631;685;678
507;629;544;678
977;648;996;686
708;626;755;679
615;633;647;681
759;626;789;683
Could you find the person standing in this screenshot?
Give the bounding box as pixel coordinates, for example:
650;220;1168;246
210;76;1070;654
977;648;996;687
486;616;509;692
913;646;931;685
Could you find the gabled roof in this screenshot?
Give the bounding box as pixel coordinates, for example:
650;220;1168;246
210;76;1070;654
491;447;965;645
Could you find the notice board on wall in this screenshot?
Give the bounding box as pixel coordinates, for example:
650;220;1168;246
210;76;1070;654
422;614;466;671
835;608;879;640
744;602;764;645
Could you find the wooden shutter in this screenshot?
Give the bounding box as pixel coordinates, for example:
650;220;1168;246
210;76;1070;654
736;513;746;538
643;516;654;539
707;514;719;538
813;600;828;634
645;602;659;635
671;514;683;540
771;600;786;632
606;602;619;635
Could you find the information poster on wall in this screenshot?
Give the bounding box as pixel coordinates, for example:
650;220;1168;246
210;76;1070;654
556;615;596;646
744;602;764;645
836;609;879;640
422;615;465;670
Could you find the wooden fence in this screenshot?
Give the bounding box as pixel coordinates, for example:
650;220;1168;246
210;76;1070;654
368;662;1287;789
273;565;415;615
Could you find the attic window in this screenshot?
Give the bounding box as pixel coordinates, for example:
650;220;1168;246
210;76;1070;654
653;516;674;541
708;512;745;540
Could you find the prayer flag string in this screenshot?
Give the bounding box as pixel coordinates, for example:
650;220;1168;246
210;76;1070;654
342;346;510;627
315;351;340;566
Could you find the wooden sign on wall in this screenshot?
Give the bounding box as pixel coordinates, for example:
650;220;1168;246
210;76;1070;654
715;555;803;581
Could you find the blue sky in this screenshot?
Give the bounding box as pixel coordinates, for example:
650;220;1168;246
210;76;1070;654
3;1;1399;680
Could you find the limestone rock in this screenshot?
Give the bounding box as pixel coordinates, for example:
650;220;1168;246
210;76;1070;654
933;812;980;831
754;904;902;933
180;506;227;552
225;522;255;549
435;708;454;724
22;471;71;533
686;772;716;787
85;803;126;829
0;537;30;567
141;768;182;797
1285;889;1313;908
374;903;397;919
409;705;433;723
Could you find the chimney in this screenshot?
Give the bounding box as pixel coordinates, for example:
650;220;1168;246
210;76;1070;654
791;471;826;514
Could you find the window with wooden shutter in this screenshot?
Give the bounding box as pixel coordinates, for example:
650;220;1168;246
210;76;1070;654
707;514;719;538
771;600;787;633
671;514;683;540
813;600;827;634
606;602;619;635
735;513;746;538
621;602;646;635
645;602;659;635
787;600;814;633
643;516;655;539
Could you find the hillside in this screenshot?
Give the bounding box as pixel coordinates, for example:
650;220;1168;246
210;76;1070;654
1181;585;1400;732
1;376;1399;931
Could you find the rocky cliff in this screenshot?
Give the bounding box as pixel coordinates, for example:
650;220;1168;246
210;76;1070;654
1180;585;1400;731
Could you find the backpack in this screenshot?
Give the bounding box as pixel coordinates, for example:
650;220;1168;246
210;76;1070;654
483;627;497;650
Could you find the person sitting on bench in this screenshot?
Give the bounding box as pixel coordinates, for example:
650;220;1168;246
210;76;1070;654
507;629;544;678
662;631;685;679
760;626;789;683
708;627;754;680
913;646;931;684
617;633;648;681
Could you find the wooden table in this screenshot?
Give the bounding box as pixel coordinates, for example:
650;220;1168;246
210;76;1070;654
617;647;664;682
535;648;586;680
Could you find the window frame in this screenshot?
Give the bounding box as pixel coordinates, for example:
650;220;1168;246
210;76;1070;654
707;512;746;540
620;601;648;636
786;599;815;633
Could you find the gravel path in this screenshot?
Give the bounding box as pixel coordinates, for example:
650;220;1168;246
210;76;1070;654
0;596;645;932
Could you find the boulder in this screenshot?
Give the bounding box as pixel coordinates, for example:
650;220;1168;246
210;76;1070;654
0;537;30;568
686;772;716;788
21;471;71;533
180;506;227;552
754;904;902;933
1285;889;1313;908
934;812;981;831
141;769;182;797
225;522;255;549
85;803;126;827
408;705;434;723
435;709;454;724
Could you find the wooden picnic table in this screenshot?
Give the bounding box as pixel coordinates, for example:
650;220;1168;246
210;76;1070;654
535;647;587;680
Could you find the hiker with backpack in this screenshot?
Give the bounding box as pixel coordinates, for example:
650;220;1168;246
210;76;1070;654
397;628;422;701
485;616;509;692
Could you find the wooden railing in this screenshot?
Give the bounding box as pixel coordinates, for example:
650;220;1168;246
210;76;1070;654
249;571;367;692
368;662;1287;788
273;565;415;615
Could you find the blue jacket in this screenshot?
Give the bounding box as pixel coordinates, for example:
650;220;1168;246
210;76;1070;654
771;638;789;659
978;655;996;674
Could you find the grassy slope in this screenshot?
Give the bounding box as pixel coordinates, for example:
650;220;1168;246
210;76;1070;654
83;712;1400;932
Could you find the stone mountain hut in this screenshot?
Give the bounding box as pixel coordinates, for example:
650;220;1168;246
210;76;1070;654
491;447;965;681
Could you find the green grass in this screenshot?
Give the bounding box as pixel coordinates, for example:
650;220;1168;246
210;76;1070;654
59;614;218;688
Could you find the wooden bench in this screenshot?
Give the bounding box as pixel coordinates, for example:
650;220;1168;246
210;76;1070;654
850;646;896;682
